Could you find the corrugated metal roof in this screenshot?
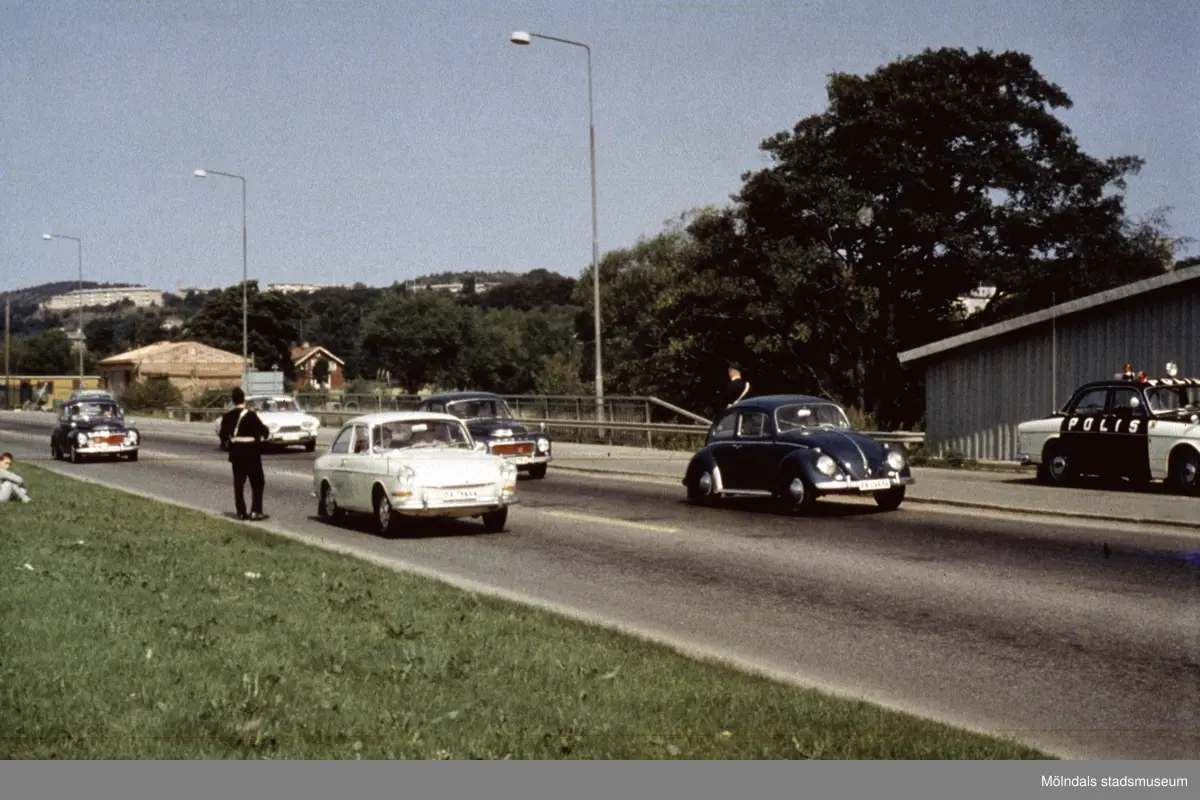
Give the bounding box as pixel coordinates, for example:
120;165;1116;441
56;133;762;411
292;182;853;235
897;266;1200;365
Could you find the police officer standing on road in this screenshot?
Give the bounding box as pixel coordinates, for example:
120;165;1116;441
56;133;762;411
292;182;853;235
717;361;752;412
218;387;270;521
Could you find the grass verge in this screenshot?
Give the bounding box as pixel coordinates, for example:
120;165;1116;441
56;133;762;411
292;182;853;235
0;463;1050;759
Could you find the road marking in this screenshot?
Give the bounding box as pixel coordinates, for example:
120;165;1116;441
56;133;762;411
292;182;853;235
540;508;679;533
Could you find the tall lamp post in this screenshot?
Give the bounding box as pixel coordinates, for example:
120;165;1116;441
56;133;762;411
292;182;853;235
193;168;250;388
42;232;85;384
510;30;604;425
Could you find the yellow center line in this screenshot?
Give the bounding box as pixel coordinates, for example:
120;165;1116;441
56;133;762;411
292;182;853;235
540;508;680;534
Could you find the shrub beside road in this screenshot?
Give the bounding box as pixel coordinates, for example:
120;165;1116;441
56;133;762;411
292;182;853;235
0;464;1048;759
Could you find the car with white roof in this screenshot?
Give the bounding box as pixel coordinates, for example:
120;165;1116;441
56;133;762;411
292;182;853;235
1016;361;1200;493
311;411;519;536
215;394;321;451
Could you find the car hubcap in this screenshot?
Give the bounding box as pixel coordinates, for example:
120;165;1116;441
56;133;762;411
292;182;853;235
1051;455;1068;478
698;472;712;494
1183;460;1197;486
789;478;805;500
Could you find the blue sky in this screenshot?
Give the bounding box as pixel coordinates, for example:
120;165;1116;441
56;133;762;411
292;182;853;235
2;0;1197;294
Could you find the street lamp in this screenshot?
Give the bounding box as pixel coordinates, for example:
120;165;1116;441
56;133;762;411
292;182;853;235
193;167;249;387
42;232;85;383
510;29;605;425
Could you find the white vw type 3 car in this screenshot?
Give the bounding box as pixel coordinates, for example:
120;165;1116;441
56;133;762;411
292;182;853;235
312;411;519;535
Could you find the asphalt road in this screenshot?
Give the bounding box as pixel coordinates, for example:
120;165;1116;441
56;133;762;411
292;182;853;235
3;412;1199;760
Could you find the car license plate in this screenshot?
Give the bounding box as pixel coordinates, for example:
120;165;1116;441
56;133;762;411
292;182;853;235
857;479;892;491
513;456;534;465
440;489;477;502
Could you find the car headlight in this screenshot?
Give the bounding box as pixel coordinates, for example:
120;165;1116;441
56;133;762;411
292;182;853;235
536;437;550;452
396;465;416;485
302;418;318;429
268;422;280;432
816;454;838;476
500;462;518;481
126;430;139;444
886;449;906;471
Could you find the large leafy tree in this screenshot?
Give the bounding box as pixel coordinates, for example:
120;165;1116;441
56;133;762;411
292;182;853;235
182;282;302;377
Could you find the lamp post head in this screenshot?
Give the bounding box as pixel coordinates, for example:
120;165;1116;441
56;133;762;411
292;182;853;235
510;31;532;45
42;233;52;240
193;169;207;178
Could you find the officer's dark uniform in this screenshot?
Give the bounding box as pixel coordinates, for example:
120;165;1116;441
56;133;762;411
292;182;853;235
218;399;270;520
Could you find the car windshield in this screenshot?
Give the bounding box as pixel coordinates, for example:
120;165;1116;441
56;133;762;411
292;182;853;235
372;419;473;450
249;397;302;413
444;398;513;420
774;402;852;432
71;402;121;419
1145;385;1200;413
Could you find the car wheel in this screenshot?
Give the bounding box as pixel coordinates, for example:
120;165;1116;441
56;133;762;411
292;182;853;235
1039;441;1075;486
69;444;82;464
779;469;817;515
873;486;905;511
127;450;139;462
318;481;343;521
1169;448;1200;495
373;487;403;536
51;442;62;461
482;506;508;533
687;468;716;505
305;440;317;452
526;463;547;480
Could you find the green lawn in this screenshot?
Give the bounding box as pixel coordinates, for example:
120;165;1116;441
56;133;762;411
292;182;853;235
0;463;1050;759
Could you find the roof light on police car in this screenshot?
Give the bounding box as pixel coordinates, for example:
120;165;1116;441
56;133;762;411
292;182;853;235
1166;361;1179;378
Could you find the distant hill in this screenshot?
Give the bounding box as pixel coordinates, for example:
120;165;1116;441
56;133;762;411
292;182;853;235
3;280;138;304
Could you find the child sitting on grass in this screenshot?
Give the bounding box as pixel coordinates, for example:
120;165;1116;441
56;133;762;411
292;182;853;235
0;452;31;504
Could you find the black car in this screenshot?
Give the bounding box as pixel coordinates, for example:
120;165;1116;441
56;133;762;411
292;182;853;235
51;395;140;463
683;394;914;513
416;391;552;479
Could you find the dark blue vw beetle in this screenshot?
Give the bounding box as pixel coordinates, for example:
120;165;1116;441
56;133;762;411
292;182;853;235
683;394;914;513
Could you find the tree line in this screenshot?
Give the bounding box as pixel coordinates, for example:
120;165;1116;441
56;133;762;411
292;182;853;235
5;47;1187;427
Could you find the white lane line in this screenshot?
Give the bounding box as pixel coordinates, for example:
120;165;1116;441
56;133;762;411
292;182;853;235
539;509;680;534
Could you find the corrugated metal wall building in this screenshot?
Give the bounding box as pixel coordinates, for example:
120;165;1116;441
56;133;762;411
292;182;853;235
897;266;1200;461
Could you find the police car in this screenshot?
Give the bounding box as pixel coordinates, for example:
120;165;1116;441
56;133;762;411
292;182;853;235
1016;362;1200;493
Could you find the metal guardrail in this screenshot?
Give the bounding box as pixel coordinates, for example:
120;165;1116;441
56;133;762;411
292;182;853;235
163;406;925;448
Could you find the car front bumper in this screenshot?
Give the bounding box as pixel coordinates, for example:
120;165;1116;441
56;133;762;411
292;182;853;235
811;475;915;492
268;430;319;445
74;443;138;455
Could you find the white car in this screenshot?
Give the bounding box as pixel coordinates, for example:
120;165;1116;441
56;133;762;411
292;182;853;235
1016;361;1200;493
216;394;321;451
311;411;519;535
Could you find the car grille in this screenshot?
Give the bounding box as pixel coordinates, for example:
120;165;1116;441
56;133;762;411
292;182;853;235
92;434;126;446
491;441;534;456
277;425;303;434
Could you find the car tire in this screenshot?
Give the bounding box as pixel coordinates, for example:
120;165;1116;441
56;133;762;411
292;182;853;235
318;481;343;521
1169;447;1200;495
779;468;817;515
373;487;404;537
69;444;82;464
126;450;138;462
873;486;905;511
1039;441;1075;486
525;463;547;480
51;442;62;461
687;468;716;505
482;506;508;533
305;440;317;452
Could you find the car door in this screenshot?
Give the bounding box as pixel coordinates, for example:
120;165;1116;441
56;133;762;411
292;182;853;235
1060;387;1109;475
724;408;775;491
706;410;740;486
1106;386;1150;477
321;425;355;507
338;424;374;510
